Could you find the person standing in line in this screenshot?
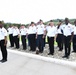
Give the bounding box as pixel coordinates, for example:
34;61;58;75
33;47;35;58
36;20;46;54
56;20;64;51
61;18;74;59
20;25;28;50
72;20;76;53
46;21;57;55
46;20;54;45
13;26;20;49
0;21;8;63
27;22;36;51
7;25;14;47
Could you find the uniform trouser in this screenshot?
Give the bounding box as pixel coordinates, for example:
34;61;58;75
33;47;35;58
56;35;59;47
43;37;46;47
13;35;19;48
36;39;38;47
73;35;76;52
64;36;71;57
57;34;63;50
9;34;14;47
48;37;54;54
37;35;44;52
0;40;7;60
28;34;36;51
21;35;26;49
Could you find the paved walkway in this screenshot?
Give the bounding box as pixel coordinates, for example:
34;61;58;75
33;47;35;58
0;49;76;75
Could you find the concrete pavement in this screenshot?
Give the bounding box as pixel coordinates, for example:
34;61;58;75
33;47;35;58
0;49;76;75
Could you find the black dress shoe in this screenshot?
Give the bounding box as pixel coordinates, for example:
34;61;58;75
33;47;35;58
66;56;69;59
9;46;14;47
16;48;19;49
48;53;54;55
36;50;39;54
62;55;69;59
72;51;76;53
23;48;26;50
0;59;7;63
62;55;67;58
58;49;62;51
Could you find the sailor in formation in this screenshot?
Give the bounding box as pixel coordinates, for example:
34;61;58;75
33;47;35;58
13;26;20;49
36;20;46;53
61;18;74;59
46;21;57;55
0;21;8;63
20;25;28;50
7;25;14;47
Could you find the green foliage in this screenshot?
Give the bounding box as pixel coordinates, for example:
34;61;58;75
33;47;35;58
3;22;28;29
3;18;76;29
44;18;76;26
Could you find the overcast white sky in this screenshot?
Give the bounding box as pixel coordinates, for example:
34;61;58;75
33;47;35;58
0;0;76;24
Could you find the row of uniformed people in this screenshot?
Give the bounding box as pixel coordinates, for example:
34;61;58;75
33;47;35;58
0;18;76;63
56;18;74;59
7;20;46;52
7;18;76;59
7;20;59;55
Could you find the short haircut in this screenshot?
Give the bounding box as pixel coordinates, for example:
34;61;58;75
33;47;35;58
0;21;2;24
50;20;53;22
65;18;69;21
31;22;34;24
40;19;43;22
